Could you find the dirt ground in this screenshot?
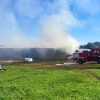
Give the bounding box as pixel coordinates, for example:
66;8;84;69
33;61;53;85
0;60;20;65
0;60;99;68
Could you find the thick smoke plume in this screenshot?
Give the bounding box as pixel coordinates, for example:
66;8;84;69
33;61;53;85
40;0;80;54
0;0;80;54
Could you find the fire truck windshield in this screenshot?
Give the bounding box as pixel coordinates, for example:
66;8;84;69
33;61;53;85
92;50;99;54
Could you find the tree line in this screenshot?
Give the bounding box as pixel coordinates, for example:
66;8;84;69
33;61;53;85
80;42;100;49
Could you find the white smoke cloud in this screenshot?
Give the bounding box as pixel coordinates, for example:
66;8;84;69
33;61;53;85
0;10;33;47
0;0;80;53
40;0;80;54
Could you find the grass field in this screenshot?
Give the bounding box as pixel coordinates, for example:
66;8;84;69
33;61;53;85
0;61;100;100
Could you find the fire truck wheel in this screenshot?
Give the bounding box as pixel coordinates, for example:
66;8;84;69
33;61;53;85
97;58;100;64
78;59;84;64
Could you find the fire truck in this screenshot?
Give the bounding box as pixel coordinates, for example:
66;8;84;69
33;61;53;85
73;48;100;64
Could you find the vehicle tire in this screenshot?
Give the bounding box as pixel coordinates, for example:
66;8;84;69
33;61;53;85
97;58;100;64
77;59;84;64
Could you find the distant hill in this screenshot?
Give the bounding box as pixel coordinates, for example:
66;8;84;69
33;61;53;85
80;42;100;49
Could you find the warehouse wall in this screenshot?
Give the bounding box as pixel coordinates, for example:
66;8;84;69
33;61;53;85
0;48;67;60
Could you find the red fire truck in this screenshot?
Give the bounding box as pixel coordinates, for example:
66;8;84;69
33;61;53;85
73;48;100;64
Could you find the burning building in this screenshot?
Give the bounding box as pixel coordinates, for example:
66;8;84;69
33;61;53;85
0;48;67;60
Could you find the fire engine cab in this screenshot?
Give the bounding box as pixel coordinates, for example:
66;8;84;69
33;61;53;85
73;48;100;64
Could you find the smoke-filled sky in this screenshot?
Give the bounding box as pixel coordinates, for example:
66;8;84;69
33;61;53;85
0;0;100;53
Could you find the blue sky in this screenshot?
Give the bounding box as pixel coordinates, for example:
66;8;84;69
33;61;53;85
0;0;100;49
